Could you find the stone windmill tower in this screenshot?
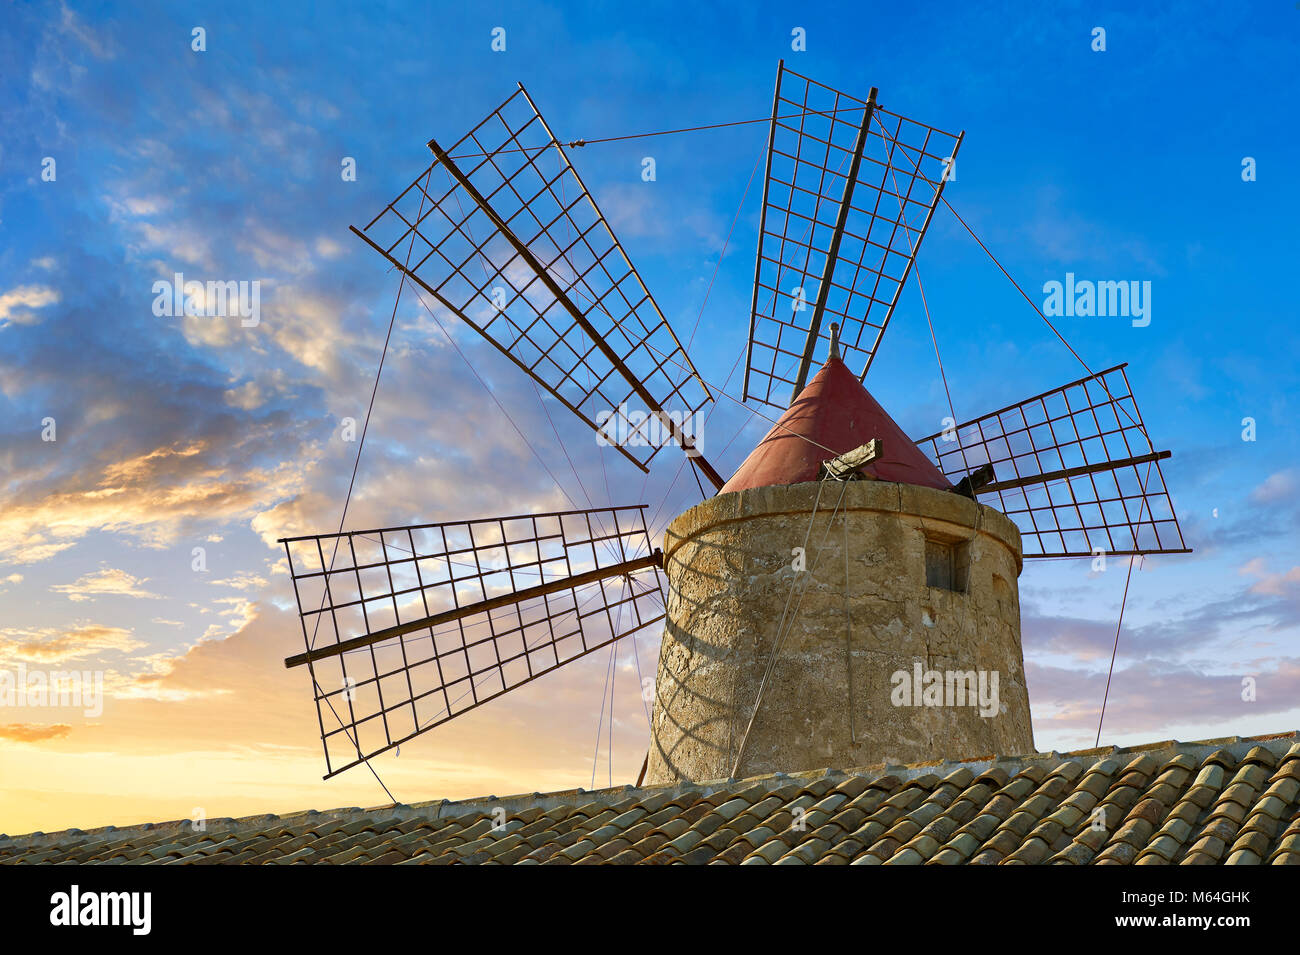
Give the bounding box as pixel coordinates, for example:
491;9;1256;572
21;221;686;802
644;329;1032;784
279;65;1187;784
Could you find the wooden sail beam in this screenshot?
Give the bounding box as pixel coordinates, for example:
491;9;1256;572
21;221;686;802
978;450;1171;495
789;87;877;401
743;58;785;405
285;550;663;669
861;126;964;379
427;140;726;492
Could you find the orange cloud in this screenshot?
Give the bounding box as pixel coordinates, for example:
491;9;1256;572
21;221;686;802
1;600;658;836
1;624;142;663
0;439;315;564
0;723;73;743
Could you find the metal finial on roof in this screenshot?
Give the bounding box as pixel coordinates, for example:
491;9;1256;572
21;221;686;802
828;322;841;362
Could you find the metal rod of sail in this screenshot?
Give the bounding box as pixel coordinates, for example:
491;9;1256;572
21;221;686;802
514;84;713;409
789;87;877;402
743;58;784;404
285;550;663;669
428;139;726;491
916;363;1131;443
349;223;656;478
979;450;1172;495
860;128;964;379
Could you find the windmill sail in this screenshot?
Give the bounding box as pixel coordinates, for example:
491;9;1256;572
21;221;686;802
744;62;963;410
913;364;1189;559
281;505;664;778
352;85;720;486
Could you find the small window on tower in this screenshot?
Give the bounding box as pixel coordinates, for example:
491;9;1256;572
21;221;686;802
925;536;969;592
925;539;954;590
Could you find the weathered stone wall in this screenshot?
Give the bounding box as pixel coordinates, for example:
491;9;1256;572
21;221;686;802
644;480;1034;785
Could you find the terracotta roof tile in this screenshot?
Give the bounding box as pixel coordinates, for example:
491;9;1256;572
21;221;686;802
7;731;1300;866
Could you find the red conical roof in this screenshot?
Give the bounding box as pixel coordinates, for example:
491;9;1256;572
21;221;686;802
721;358;951;494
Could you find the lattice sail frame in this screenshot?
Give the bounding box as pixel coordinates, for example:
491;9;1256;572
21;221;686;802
914;364;1188;559
352;85;712;475
744;62;962;410
282;506;664;778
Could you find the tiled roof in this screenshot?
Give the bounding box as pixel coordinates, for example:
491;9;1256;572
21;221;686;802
5;731;1300;865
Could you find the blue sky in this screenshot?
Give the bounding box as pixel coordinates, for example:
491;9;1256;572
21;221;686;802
1;0;1299;831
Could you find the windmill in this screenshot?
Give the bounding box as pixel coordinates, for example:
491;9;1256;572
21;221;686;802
280;62;1187;783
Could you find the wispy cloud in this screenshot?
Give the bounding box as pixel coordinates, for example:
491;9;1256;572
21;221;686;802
1250;470;1298;505
0;723;74;743
1239;558;1300;599
0;438;317;564
1030;657;1300;749
50;567;160;602
0;284;60;327
0;624;142;662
